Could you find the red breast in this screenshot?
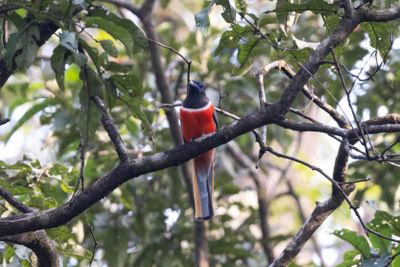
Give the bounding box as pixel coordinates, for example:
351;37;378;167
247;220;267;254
180;101;217;142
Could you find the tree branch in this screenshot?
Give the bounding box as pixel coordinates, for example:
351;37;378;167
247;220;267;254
258;60;349;128
1;231;59;267
0;5;399;267
342;0;354;18
359;6;400;22
277;15;360;110
0;186;33;213
270;185;354;267
92;96;129;163
0;103;283;237
0;187;58;266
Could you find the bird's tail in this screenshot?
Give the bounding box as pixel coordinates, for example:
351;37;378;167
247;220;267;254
193;149;215;221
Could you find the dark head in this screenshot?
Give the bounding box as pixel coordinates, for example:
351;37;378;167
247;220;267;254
188;80;205;95
183;80;209;108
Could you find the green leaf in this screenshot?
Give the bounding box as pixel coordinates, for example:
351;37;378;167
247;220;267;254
79;67;103;149
195;0;235;29
108;74;152;137
259;13;278;27
274;0;337;15
109;74;143;98
104;61;131;73
15;26;40;69
20;259;31;267
235;0;247;14
195;6;212;30
367;218;391;255
215;24;252;55
3;23;40;70
336;250;361;267
46;226;73;243
85;10;147;56
237;37;259;65
273;0;337;26
5;98;58;142
48;163;69;176
7;11;25;29
216;0;236;23
51;45;70;91
4;246;15;262
275;0;290;26
74;52;88;67
78;37;105;69
100;39;118;57
333;229;371;258
104;79;118;109
361;22;393;58
361;253;391;267
60;31;78;53
375;210;400;236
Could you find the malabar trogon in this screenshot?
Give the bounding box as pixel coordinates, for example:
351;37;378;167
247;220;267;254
180;80;218;220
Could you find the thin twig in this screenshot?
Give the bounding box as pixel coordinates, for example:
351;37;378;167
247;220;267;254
92;95;129;163
159;103;182;109
324;16;371;158
86;210;98;266
145;37;192;83
254;68;268;145
257;60;350;128
261;144;400;243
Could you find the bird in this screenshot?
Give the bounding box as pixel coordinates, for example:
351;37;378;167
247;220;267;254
180;80;218;220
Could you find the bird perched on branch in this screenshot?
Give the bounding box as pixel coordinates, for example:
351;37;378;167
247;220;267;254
180;80;218;220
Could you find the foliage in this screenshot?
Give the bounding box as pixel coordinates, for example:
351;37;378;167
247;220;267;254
0;0;399;266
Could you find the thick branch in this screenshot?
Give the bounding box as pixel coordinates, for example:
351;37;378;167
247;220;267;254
0;188;58;266
278;16;360;109
0;4;19;14
359;6;400;22
275;119;347;137
0;103;283;237
0;98;398;239
1;230;59;267
342;0;354;18
269;115;398;265
332;139;350;197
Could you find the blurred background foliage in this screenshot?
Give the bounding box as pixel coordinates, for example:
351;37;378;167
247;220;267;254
0;0;399;266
